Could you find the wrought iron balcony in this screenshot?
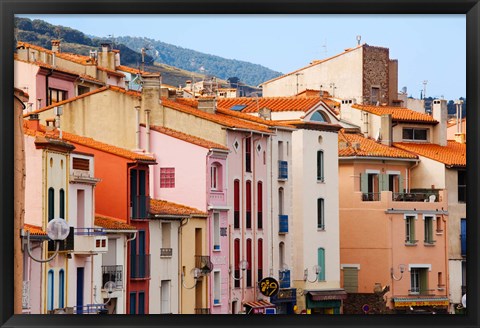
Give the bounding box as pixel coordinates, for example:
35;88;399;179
362;193;381;201
102;265;123;289
195;255;213;275
279;214;288;234
160;248;173;258
278;160;288;180
130;254;151;279
392;192;439;202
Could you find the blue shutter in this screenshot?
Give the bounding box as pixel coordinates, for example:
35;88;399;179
59;269;65;308
461;219;466;256
47;270;54;311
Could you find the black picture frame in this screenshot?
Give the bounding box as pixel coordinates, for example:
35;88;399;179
1;1;478;328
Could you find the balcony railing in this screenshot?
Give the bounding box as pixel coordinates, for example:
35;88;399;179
195;308;211;314
279;269;291;288
74;228;108;253
279;215;288;234
160;248;173;257
130;195;150;220
278;160;288;180
361;193;381;201
195;255;213;275
130;254;151;279
102;265;123;289
74;304;107;314
393;192;439;202
74;228;106;236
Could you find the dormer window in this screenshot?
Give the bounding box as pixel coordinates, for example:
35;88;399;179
310;111;330;123
402;128;428;141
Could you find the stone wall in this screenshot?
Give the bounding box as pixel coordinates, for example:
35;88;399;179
343;292;392;314
362;45;390;105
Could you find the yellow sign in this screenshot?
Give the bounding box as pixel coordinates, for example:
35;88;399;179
395;300;449;307
259;277;279;297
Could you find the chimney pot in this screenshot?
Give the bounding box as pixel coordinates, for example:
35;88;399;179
51;39;61;53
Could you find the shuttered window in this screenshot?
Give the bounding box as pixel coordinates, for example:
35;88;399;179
343;267;358;293
72;158;90;171
317;248;325;281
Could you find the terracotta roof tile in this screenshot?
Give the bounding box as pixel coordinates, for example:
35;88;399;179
217;96;323;113
147;125;229;150
215;108;295;128
161;98;272;133
96;66;125;77
94;215;137;230
338;130;418;159
393;141;466;167
24;224;47;236
150;199;207;217
351;104;438;124
23;121;156;162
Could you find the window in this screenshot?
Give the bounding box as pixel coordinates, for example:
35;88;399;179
47;270;54;311
436;216;443;232
72;157;89;170
213;271;221;305
161;223;171;257
278;141;284;160
257;182;263;229
405;215;416;244
257;239;263;281
279;242;285;269
245;137;252;172
278;188;284;215
343;267;358;293
59;189;65;219
438;272;443;287
424;216;434;244
246;239;252;287
410;268;429;295
317;198;325;230
77;85;90;95
317;151;324;181
458;170;466;203
210;163;222;191
246;181;252;229
77;190;85;228
234;239;240;288
234;180;240;229
160;280;170;314
129;292;136;314
48;187;55;221
138;292;145;314
402;128;428;141
310;111;329;122
160;167;175;188
360;172;380;201
318;248;325;281
48;88;67;105
131;169;148;219
388;174;400;193
213;213;220;251
371;87;380;104
59;269;65;308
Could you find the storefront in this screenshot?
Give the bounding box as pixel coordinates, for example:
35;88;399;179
305;289;347;314
392;296;449;314
243;300;276;314
270;288;297;314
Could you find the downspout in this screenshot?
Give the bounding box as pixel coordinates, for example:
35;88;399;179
178;217;189;314
270;131;274;279
442;213;450;312
135;106;141;150
125;231;137;313
145;109;151;153
241;132;252;305
252;134;262;301
206;150;213;311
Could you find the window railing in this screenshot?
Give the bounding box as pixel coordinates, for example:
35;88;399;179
160;248;173;257
195;308;211;314
408;288;434;295
405;239;418;245
74;228;106;236
130;254;151;279
74;304;107;314
362;193;381;201
393;192;439;202
130;195;150;220
279;215;288;234
279;269;291;288
278;160;288;180
102;265;123;288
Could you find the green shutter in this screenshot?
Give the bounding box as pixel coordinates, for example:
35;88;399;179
380;174;388;191
399;175;405;193
360;173;368;193
419;270;429;295
343;268;358;293
318;248;325;281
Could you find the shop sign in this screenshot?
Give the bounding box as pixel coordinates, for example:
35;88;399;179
259;277;279;297
395;300;449;307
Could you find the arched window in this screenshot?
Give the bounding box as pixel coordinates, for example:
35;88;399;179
257;239;263;281
47;270;54;311
310;111;330;122
246;239;252;287
257;182;263;229
234;180;240;229
48;188;55;221
246;181;252;229
59;269;65;308
59;189;65;219
234;239;240;288
317;151;324;181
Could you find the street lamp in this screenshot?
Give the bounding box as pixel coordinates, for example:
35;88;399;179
181;268;202;289
230;260;249;280
391;264;406;281
21;218;70;263
303;265;321;283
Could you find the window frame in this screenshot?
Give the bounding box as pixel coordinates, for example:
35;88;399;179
159;167;175;188
423;216;435;244
405;214;417;245
402;127;428;141
317;150;324;182
317;198;325;230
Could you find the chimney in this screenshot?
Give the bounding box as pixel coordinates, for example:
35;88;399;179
28;113;41;131
51;39;61;53
141;73;162;125
454;133;466;144
380;114;393;146
197;96;216;114
101;42;111;53
432;99;447;146
98;42;115;70
258;107;271;120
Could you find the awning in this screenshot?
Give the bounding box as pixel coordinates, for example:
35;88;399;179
393;297;449;307
243;300;275;309
307;290;347;301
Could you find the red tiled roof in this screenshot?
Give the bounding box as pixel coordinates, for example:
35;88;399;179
217;96;323;113
447;117;466;128
97;66;125;77
150;199;207;217
24;224;47;236
338;130;418;159
147;125;229;150
260;44;364;86
215;107;295;128
108;85;142;98
23;121;156;162
393;141;466;167
351;104;438;124
161;98;272;133
95;215;137;230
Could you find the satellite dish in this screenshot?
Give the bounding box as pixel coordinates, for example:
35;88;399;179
462;294;466;308
104;281;116;294
46;218;70;241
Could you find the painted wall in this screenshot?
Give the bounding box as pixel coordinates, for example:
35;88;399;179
14;61;40;110
409;156;446;190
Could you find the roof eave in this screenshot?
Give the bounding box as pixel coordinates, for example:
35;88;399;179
339;156;419;162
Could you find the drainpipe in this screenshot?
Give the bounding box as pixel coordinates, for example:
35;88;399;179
252;134;262;301
178;217;188;313
269;131;274;279
135;106;141;150
241;132;252;305
145;109;151;153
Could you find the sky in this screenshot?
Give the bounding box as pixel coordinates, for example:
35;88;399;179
19;14;466;100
